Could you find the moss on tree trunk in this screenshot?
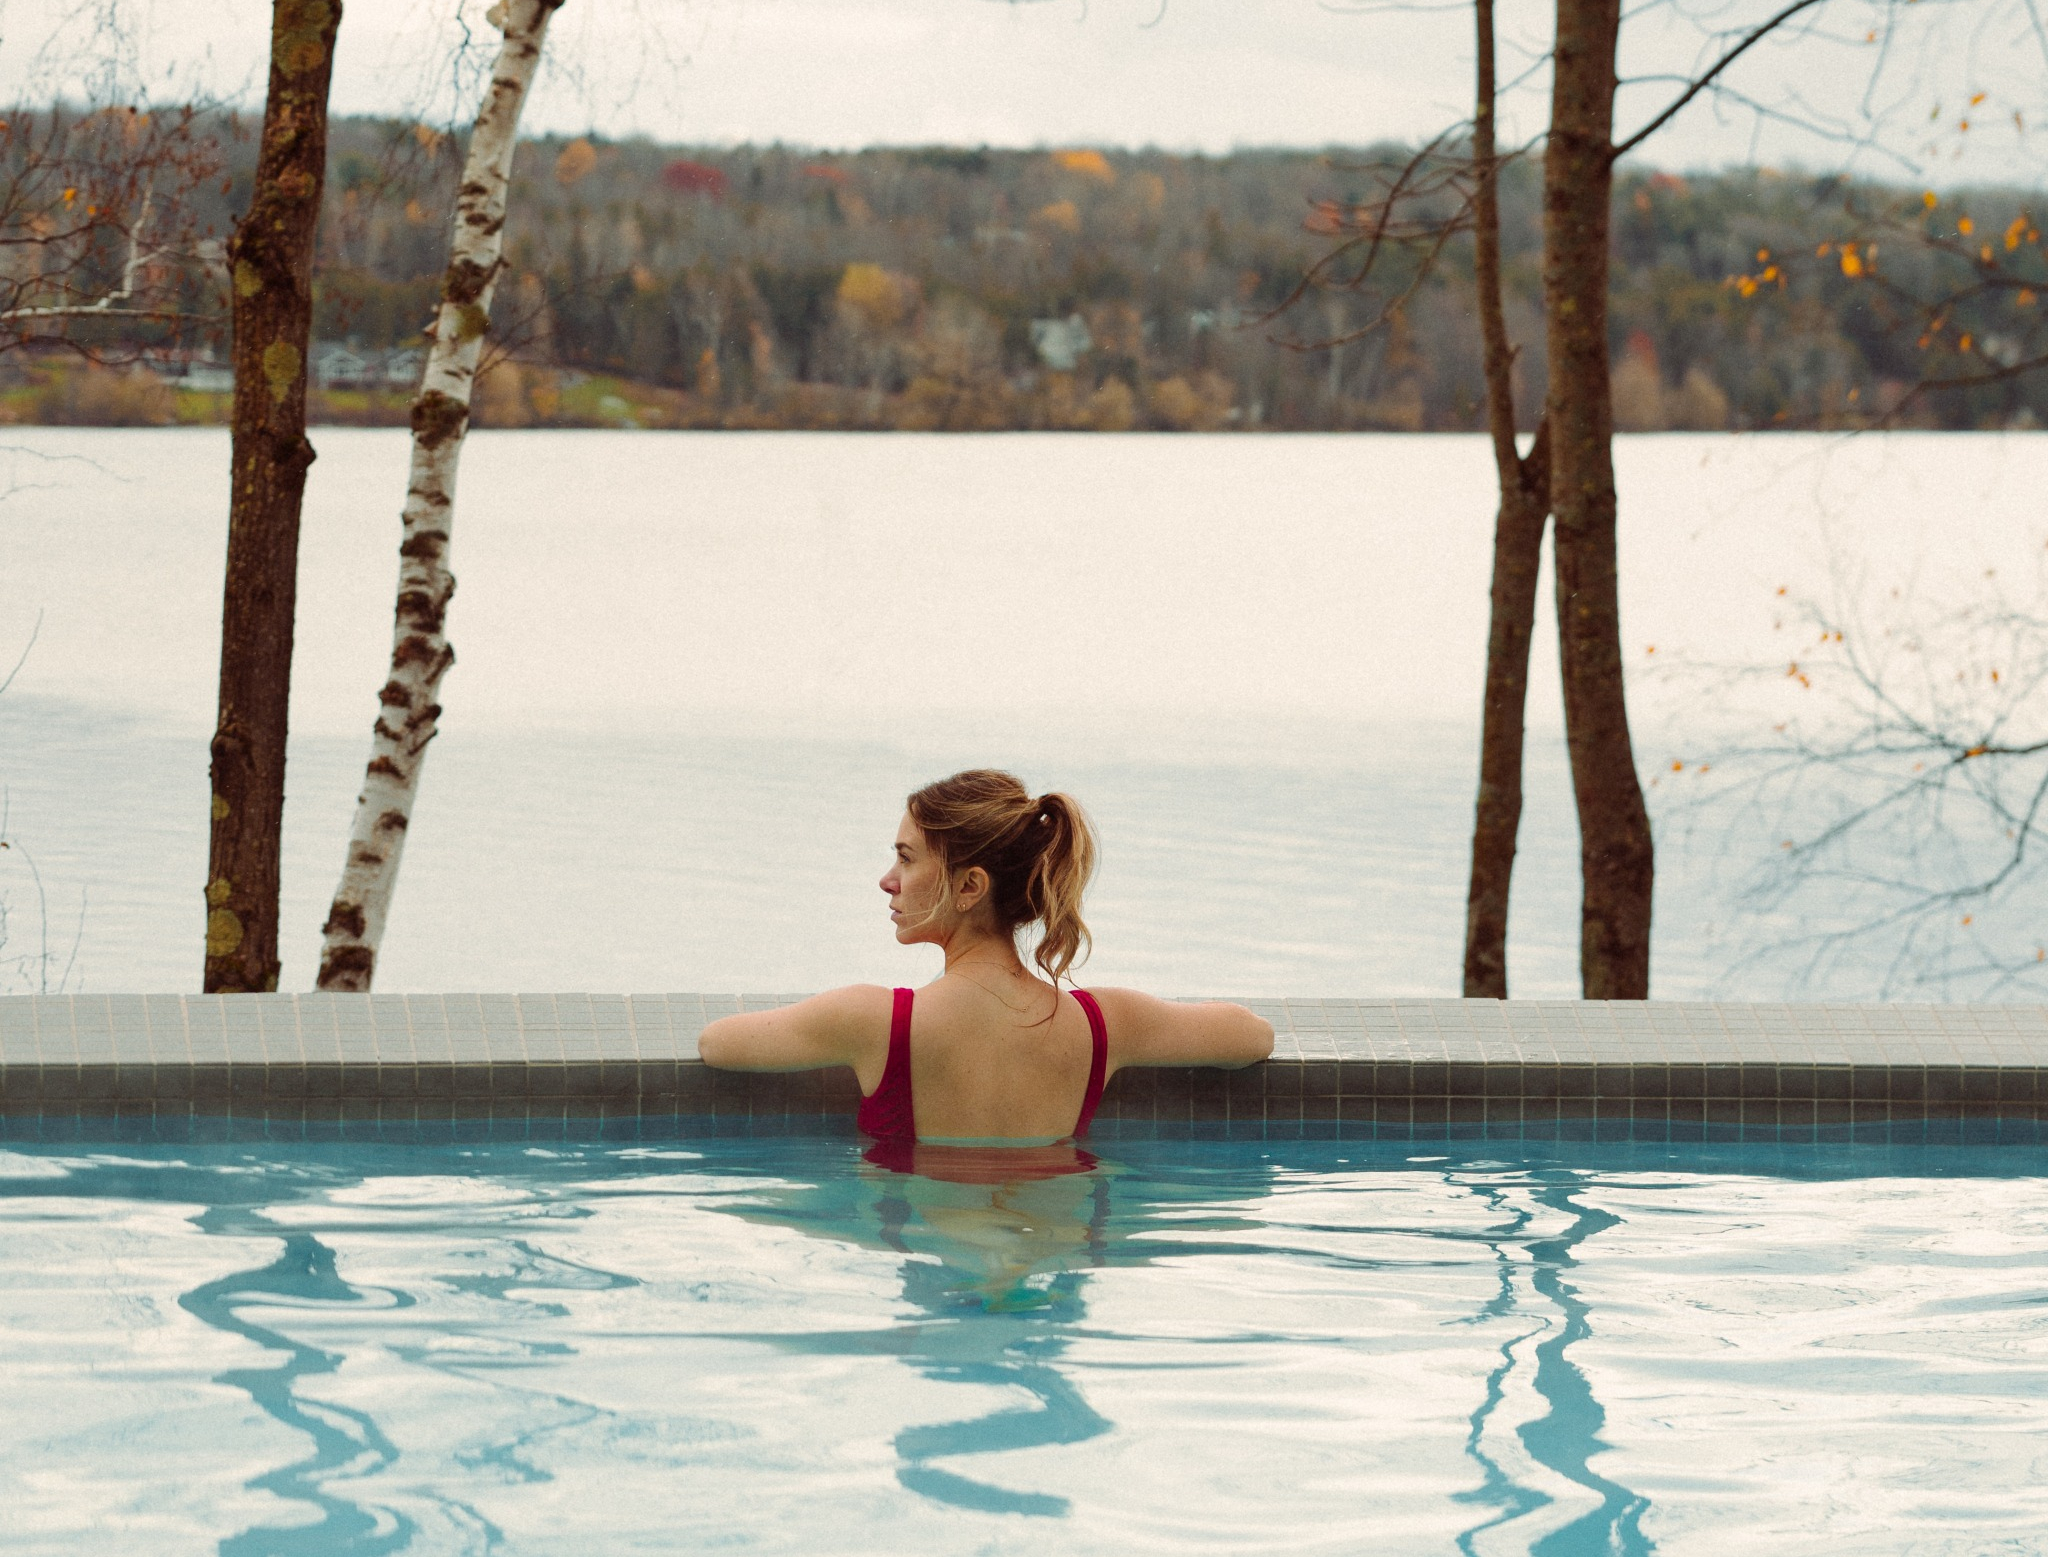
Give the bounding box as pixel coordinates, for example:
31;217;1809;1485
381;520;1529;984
205;0;341;993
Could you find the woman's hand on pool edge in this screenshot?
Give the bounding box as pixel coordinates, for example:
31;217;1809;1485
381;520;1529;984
1089;989;1275;1071
697;985;894;1083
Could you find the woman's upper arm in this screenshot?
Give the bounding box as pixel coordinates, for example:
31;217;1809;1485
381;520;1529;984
1092;988;1274;1070
696;985;892;1073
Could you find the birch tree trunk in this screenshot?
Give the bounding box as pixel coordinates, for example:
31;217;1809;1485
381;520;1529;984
204;0;342;994
1460;0;1553;999
1544;0;1655;998
316;0;562;991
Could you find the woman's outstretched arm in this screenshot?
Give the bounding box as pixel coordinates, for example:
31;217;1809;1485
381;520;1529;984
1086;989;1274;1071
697;985;894;1089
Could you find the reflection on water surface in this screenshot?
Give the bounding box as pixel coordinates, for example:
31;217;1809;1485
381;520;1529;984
1;1137;2046;1553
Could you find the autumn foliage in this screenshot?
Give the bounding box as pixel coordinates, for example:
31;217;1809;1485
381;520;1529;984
16;118;2048;433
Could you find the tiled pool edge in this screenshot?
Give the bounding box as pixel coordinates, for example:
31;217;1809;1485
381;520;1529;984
4;994;2047;1142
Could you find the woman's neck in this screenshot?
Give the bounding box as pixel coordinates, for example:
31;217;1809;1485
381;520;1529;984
941;927;1028;981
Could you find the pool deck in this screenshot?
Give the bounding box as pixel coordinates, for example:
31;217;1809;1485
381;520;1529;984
3;993;2047;1141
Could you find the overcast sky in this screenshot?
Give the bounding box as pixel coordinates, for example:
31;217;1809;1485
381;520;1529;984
10;0;2047;183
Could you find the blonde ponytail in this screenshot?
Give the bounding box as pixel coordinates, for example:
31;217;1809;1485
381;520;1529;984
1022;791;1094;982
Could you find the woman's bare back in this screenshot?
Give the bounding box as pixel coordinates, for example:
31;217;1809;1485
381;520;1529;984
906;975;1097;1142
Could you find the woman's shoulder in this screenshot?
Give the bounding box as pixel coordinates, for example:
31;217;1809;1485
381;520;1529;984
799;984;899;1023
1076;987;1275;1067
1070;986;1168;1023
696;984;896;1072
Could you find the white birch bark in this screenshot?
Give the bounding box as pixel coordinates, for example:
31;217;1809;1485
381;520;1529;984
316;0;562;990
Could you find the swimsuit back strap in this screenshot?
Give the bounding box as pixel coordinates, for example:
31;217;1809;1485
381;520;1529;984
855;987;917;1142
1070;988;1110;1138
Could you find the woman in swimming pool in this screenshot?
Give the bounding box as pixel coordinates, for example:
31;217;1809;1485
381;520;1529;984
697;769;1273;1158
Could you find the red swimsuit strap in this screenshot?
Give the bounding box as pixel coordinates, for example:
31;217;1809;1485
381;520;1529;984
1070;989;1109;1138
854;987;917;1143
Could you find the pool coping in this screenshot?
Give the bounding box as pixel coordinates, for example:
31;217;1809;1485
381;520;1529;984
3;994;2046;1141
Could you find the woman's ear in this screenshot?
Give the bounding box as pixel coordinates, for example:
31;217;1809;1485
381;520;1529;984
955;865;991;914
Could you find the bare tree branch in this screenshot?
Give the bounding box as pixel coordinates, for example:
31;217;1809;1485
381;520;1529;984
1611;0;1835;161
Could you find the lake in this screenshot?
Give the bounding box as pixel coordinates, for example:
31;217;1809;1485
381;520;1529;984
2;427;2043;999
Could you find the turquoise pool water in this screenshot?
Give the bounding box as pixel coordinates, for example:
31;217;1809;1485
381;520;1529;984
3;1136;2046;1554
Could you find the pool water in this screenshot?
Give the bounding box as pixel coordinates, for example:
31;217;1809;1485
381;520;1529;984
3;1135;2046;1554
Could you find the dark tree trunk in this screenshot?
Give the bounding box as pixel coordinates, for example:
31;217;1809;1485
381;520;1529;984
204;0;341;993
1543;0;1654;998
1462;0;1553;999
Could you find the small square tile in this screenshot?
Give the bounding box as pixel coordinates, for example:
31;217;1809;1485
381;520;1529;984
1889;1068;1928;1103
1297;1063;1338;1100
228;1067;267;1108
1555;1065;1595;1100
1482;1065;1524;1100
1444;1063;1486;1098
1738;1068;1779;1101
1923;1067;1964;1103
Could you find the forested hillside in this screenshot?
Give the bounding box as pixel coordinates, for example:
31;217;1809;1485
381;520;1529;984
15;116;2046;430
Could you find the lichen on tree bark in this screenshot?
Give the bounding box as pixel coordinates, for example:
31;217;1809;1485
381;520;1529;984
204;0;341;994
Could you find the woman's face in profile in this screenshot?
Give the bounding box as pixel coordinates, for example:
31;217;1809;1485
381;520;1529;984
881;812;945;945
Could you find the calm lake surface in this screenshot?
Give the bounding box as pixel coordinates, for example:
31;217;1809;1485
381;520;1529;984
2;428;2044;999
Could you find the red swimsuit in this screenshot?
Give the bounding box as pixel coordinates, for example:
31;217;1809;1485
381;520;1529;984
855;986;1110;1146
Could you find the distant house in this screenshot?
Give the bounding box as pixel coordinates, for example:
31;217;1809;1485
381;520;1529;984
378;348;424;388
1029;314;1092;372
143;348;234;393
311;342;424;391
312;342;375;389
176;353;235;393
